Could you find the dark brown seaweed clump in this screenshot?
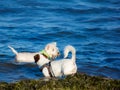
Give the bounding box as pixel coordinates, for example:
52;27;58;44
0;73;120;90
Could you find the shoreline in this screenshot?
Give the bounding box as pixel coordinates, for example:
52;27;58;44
0;73;120;90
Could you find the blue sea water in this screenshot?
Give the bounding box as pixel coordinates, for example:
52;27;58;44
0;0;120;82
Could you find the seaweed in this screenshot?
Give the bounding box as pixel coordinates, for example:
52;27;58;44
0;73;120;90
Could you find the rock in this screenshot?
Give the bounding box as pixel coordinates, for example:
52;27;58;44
0;73;120;90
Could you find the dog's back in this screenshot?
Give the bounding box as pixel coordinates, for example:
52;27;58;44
49;45;77;77
8;46;39;63
16;52;39;63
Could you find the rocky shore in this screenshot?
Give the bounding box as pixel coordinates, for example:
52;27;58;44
0;73;120;90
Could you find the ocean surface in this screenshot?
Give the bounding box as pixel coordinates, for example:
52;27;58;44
0;0;120;82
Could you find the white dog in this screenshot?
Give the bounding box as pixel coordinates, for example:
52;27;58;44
8;42;60;63
34;45;77;77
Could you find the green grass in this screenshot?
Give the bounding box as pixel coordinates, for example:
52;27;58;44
0;73;120;90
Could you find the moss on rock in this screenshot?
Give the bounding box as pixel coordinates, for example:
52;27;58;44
0;73;120;90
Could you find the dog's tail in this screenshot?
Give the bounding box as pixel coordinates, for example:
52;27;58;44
8;46;18;55
64;45;76;62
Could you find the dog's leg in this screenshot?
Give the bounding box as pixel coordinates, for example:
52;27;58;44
42;67;51;77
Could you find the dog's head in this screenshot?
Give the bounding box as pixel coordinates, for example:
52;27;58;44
45;42;60;59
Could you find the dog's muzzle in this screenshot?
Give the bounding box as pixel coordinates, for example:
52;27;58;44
52;52;60;59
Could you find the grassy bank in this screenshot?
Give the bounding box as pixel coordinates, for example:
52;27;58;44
0;73;120;90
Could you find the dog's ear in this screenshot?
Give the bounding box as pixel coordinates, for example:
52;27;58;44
34;54;40;63
51;42;57;46
45;42;57;50
48;42;57;46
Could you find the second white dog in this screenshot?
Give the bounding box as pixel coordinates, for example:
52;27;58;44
34;45;77;77
8;42;60;63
